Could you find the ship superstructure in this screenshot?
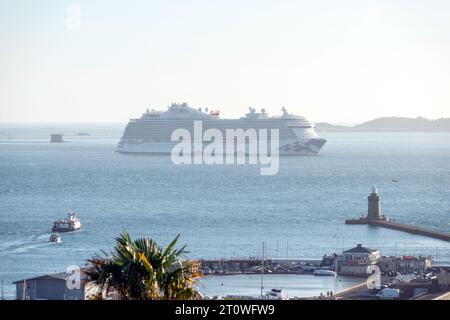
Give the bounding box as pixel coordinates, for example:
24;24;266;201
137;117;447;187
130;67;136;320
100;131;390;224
52;212;82;232
117;103;326;155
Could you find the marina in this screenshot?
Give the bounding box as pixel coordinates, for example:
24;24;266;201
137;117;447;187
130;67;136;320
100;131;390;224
199;274;361;299
199;245;433;278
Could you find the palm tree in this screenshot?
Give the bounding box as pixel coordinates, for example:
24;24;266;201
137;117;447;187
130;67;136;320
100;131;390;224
85;232;201;300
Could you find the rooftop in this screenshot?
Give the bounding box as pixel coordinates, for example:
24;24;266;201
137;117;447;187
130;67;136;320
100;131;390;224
13;270;86;284
344;243;378;254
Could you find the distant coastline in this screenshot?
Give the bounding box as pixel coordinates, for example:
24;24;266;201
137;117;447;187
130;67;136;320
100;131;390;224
1;116;450;133
316;117;450;132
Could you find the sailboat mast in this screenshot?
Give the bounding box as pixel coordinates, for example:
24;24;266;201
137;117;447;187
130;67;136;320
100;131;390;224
260;241;265;297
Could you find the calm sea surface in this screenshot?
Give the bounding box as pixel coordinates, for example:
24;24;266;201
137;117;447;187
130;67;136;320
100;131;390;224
0;124;449;298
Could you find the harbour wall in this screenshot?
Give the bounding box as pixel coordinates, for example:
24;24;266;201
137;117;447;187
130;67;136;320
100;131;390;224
199;258;324;275
345;218;450;242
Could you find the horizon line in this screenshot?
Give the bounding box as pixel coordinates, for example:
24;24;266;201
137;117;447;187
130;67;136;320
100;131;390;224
0;115;449;127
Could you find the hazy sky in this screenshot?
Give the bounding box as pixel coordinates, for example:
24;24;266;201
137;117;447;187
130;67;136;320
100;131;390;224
1;0;450;123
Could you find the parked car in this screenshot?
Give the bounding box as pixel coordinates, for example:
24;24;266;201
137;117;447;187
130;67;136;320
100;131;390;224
376;288;400;300
368;284;389;294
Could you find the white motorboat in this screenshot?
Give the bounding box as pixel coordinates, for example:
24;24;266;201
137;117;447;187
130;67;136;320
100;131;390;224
313;269;337;276
49;233;62;243
264;288;288;300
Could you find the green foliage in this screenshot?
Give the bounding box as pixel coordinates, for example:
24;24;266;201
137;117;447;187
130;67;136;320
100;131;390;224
86;232;201;300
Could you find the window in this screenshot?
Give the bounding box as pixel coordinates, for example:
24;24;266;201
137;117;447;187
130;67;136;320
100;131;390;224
18;282;32;289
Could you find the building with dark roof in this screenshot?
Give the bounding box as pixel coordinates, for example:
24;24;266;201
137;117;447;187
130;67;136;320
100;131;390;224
339;244;381;276
13;271;88;300
344;243;378;254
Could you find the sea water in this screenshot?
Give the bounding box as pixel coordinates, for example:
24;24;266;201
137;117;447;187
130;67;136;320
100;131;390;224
0;124;449;298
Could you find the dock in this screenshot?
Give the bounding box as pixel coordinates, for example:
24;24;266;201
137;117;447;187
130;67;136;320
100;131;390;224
345;188;450;242
199;258;324;275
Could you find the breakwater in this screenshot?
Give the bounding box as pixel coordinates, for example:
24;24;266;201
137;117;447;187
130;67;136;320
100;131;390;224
345;218;450;242
345;188;450;242
373;220;450;242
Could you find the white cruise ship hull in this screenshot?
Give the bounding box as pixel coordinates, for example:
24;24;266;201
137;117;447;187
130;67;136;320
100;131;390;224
117;104;327;156
117;138;326;156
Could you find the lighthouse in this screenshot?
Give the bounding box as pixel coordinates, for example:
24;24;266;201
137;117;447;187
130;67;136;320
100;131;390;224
367;187;381;221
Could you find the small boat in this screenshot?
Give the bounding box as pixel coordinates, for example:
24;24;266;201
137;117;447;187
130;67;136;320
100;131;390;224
313;269;337;277
392;179;399;182
52;212;82;232
264;288;288;300
49;233;62;243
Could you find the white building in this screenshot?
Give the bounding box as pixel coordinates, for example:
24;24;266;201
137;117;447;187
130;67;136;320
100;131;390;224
339;244;380;276
380;256;432;273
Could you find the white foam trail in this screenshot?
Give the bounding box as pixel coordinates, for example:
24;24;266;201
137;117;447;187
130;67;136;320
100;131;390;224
0;233;53;253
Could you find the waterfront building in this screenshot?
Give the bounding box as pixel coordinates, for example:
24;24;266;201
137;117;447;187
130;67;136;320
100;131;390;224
321;254;339;267
13;271;113;300
380;256;432;273
339;244;380;276
14;271;87;300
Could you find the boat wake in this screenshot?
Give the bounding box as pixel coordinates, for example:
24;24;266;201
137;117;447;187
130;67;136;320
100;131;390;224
0;233;54;254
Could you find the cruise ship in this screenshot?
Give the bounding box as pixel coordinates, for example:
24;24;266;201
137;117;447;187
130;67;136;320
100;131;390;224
117;103;326;155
